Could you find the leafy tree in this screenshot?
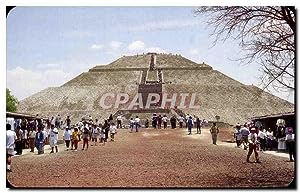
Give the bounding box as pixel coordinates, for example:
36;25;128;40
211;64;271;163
195;6;295;93
6;88;18;112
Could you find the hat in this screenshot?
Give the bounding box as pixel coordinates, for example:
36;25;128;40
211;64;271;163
250;127;256;132
236;123;241;127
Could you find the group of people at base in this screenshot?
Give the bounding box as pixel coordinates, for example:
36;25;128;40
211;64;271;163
6;114;119;172
234;120;295;163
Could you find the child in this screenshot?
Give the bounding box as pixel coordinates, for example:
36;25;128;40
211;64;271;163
100;128;106;146
82;127;89;150
91;125;98;146
71;128;80;151
110;123;117;141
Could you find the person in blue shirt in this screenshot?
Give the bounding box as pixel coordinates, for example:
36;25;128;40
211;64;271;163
35;127;44;155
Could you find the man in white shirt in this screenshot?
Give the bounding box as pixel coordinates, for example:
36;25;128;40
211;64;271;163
178;115;184;128
246;127;261;163
258;129;267;151
117;114;122;129
63;127;72;151
134;116;140;132
6;124;17;172
185;114;190;128
162;115;168;129
49;124;59;153
285;127;295;162
110;123;118;141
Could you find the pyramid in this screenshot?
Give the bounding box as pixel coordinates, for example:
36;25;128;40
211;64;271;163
17;53;294;125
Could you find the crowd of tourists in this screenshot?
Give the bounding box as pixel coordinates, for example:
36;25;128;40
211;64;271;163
150;113;208;134
233;120;295;163
6;112;295;172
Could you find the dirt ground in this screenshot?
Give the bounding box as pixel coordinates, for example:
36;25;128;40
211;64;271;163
7;126;295;188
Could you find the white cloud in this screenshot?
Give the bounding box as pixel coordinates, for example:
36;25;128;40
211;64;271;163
91;44;104;49
109;41;123;50
128;41;145;51
7;66;74;100
129;19;201;32
145;47;166;53
126;41;167;55
190;48;199;55
36;63;60;69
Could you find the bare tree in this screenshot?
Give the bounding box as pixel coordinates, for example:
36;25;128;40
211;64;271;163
195;6;295;92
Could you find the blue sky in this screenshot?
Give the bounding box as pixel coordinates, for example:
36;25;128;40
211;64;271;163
6;6;294;102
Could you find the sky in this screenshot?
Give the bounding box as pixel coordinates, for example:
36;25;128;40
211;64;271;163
6;6;294;103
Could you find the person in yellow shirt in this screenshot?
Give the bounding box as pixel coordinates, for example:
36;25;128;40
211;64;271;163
72;128;80;151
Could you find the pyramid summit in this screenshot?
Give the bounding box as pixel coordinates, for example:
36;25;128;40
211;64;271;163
18;53;294;125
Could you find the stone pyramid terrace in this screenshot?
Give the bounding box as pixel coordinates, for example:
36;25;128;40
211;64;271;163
17;53;294;125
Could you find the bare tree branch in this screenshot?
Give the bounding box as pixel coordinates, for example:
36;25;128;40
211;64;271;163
194;6;295;91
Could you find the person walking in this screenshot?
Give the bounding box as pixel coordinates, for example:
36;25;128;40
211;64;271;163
266;128;274;150
145;119;149;128
152;114;157;128
100;128;106;146
170;116;176;129
49;124;59;153
71;127;80;151
6;124;16;172
104;121;110;142
162;115;168;129
240;124;250;150
196;117;201;134
157;115;162;129
65;116;71;128
15;126;23;155
285;127;295;162
234;124;242;147
63;126;72;151
178;115;184;128
28;127;36;153
35;127;44;155
258;128;267;151
82;127;89;150
246;127;261;163
134;116;140;132
185;114;190;128
117;114;122;129
91;125;98;146
129;118;134;133
110;122;117;141
187;116;193;135
210;123;219;145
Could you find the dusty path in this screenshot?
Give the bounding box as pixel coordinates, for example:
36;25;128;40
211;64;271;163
7;127;295;188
